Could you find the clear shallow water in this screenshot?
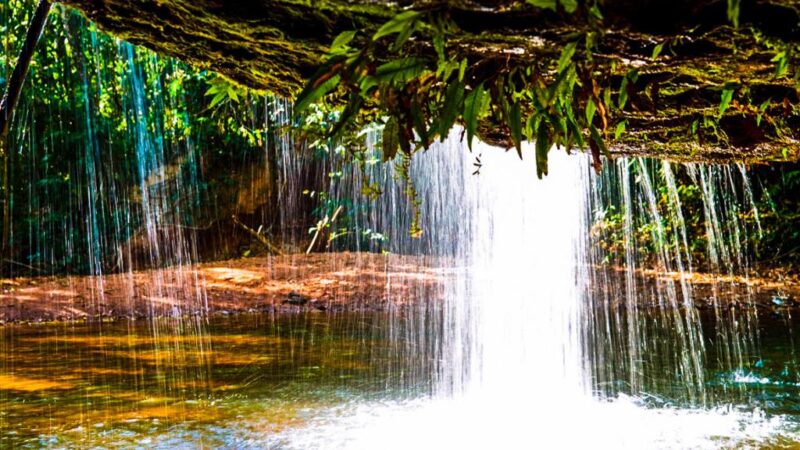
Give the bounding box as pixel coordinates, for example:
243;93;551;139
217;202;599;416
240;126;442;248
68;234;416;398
0;310;799;449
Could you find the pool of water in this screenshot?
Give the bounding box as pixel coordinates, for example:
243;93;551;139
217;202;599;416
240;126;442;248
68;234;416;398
1;310;799;448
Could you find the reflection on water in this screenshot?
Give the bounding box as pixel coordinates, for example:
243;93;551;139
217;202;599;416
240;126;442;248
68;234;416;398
0;309;799;448
0;312;436;448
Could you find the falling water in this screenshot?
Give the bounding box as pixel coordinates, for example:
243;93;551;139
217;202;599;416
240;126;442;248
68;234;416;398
266;133;797;449
587;158;764;405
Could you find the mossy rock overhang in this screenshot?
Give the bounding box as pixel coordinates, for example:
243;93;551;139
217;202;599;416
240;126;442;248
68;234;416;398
59;0;800;163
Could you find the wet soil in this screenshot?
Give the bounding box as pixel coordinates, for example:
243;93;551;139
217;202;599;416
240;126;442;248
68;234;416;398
0;252;447;324
1;252;798;324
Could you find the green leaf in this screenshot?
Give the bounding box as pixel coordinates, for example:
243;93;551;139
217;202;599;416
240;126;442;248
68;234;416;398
618;78;629;110
527;0;557;11
359;76;378;93
772;51;789;78
392;24;416;52
566;113;585;149
508;101;523;158
618;69;638;110
651;41;665;60
585;98;597;124
458;58;468;81
559;0;578;13
205;84;221;96
331;31;356;52
439;80;466;141
719;88;734;117
209;91;227;109
410;99;429;145
589;125;610;158
382;117;400;162
433;33;445;62
227;86;239;103
294;56;347;115
294;74;341;115
373;11;421;40
757;99;770;127
614;120;627;140
589;3;603;20
557;41;578;73
375;57;428;83
727;0;741;28
329;95;363;140
463;84;488;150
535;123;551;178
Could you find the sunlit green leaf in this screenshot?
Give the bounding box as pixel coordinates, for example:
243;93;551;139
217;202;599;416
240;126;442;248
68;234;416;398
557;41;578;73
586;98;597;124
373;11;421;40
651;42;665;60
527;0;557;11
294;56;347;115
331;31;356;52
209;91;227;109
294;74;341;115
375;57;428;83
727;0;741;27
439;80;466;141
614;120;627;140
719;88;734;117
559;0;578;13
463;84;488;151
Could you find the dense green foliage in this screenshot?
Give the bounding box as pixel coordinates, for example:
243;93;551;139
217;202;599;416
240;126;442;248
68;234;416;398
294;6;611;178
0;1;296;274
0;0;402;276
591;159;800;273
293;1;800;174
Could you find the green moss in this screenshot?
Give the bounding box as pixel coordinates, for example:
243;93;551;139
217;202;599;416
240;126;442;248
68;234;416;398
59;0;800;163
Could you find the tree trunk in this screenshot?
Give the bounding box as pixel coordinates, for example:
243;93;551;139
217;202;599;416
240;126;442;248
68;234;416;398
1;0;53;271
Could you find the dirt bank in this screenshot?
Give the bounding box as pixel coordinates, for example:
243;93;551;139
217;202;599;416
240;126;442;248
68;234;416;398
1;253;799;324
0;252;447;323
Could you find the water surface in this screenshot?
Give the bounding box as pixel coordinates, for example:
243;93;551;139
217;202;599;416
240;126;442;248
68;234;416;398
1;310;799;448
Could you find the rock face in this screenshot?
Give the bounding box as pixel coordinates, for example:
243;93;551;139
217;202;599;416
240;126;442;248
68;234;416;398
59;0;800;163
59;0;391;95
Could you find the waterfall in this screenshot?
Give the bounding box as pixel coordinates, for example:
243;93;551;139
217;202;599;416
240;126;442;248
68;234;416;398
326;131;761;404
463;143;589;399
587;158;761;404
273;132;788;449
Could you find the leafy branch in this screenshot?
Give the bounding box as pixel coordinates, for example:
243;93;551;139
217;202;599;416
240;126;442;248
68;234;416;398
293;3;631;180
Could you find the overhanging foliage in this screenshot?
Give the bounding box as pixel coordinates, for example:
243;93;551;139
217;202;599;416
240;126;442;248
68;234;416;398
58;0;800;164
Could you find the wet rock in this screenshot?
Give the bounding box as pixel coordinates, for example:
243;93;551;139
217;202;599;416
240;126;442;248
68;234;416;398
284;291;310;305
310;300;327;311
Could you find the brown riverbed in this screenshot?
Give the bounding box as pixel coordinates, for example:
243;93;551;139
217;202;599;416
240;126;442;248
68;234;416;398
0;252;798;324
0;252;448;323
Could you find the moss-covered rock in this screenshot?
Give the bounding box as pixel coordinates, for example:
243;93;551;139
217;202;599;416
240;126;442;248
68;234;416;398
59;0;800;163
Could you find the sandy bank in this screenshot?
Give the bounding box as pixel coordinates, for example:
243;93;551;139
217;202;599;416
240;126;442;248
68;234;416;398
0;252;447;323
